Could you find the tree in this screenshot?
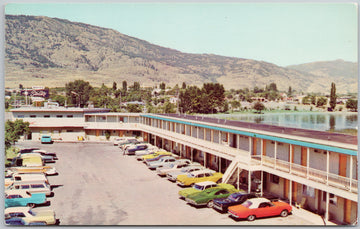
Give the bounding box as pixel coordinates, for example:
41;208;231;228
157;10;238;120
346;99;358;112
5;119;30;149
132;82;140;91
288;86;292;96
230;100;241;111
269;83;277;92
316;97;327;107
253;101;265;114
182;82;187;89
329;82;336;110
160;82;166;90
112;82;117;91
122;81;127;93
65;80;93;107
126;104;142;113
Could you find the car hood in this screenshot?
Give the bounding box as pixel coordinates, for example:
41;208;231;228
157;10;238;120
179;188;201;197
228;204;247;213
186;191;211;200
34;210;55;218
214;197;233;205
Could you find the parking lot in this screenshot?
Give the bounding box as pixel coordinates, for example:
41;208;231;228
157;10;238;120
14;141;318;225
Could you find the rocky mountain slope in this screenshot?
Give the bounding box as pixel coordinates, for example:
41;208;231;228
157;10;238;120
5;15;357;93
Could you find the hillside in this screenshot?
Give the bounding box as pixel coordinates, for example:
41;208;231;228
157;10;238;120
5;15;357;93
287;60;358;94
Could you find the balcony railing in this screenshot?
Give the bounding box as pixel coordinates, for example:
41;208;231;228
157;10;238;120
257;155;358;194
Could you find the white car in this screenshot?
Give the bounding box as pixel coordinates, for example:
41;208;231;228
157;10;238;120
166;164;204;182
5;206;57;225
156;159;195;177
147;156;177;170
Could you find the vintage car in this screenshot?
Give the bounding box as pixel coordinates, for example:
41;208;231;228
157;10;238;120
228;197;292;221
213;192;257;212
113;137;137;146
20;149;57;160
140;151;172;161
19;152;56;163
146;156;177;169
40;135;53;144
125;144;149;155
5;217;47;225
5;173;49;188
176;170;223;187
156;159;193;177
5;190;48;208
9;165;57;176
5;206;57;225
143;152;174;163
179;181;235;199
166;165;204;182
7;181;53;197
134;148;158;157
185;186;239;208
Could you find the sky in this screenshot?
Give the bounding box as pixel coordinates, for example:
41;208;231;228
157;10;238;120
4;2;359;66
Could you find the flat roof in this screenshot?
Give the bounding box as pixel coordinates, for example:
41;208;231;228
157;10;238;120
142;114;357;156
11;107;111;113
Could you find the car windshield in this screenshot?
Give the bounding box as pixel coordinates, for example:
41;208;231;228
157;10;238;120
193;184;204;190
228;194;239;202
187;173;195;178
242;200;252;208
28;209;36;216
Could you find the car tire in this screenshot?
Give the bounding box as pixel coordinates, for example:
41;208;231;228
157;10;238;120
207;201;214;208
280;210;289;217
247;215;256;221
27;203;35;208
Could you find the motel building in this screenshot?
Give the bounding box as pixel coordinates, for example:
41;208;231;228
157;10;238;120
10;106;358;225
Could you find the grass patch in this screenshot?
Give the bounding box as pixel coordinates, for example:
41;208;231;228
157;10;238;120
5;146;19;167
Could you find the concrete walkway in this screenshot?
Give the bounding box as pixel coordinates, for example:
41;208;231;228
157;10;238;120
292;207;337;226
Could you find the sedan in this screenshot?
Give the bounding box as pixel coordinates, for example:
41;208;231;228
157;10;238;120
185;186;239;208
147;156;177;170
213;192;257;212
5;206;57;225
5;190;48;208
228;197;292;221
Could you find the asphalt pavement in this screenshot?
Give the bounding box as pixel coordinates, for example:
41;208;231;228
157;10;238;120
13;141;322;226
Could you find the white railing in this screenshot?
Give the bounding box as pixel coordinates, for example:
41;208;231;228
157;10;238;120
259;155;358;194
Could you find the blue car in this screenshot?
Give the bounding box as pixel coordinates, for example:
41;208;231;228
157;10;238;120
5;190;47;208
125;144;148;155
41;135;53;144
212;192;257;212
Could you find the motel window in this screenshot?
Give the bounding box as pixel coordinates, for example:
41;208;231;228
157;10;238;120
66;130;73;132
17;115;24;118
44;115;50;118
270;174;279;184
30;115;36;118
302;185;315;198
56;115;63;118
67;115;73;118
323;192;337;205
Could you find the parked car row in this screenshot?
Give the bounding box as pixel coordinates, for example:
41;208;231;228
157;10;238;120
122;140;293;222
5;148;60;225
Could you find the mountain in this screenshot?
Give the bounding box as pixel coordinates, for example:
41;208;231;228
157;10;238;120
287;60;358;94
5;15;357;93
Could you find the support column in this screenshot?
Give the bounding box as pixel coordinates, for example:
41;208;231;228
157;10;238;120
325;192;329;222
204;152;207;168
307;148;310;178
249;137;252;155
349;156;353;190
274;141;277;169
197;127;199;139
219;157;221;173
236;168;239;190
248;171;251;193
219;131;221;144
191;149;193;162
326;151;329;185
289;180;292;206
237;135;240;149
260;171;263;196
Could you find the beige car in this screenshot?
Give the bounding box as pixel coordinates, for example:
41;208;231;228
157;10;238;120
7;181;53;197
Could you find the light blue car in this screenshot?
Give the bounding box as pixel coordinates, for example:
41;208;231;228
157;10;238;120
41;135;53;144
5;190;47;208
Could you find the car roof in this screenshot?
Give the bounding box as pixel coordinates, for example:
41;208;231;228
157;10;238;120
246;197;271;205
190;169;214;175
194;181;217;186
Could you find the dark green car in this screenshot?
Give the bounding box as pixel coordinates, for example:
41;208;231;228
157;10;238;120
185;187;239;208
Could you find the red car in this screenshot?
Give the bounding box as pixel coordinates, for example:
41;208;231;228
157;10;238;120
228;197;292;221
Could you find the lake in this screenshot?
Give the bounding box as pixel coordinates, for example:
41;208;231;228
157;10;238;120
208;112;358;134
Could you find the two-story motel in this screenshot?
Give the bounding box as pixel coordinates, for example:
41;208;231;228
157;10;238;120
10;107;358;225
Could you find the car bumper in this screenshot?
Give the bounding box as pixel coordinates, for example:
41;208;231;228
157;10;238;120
213;204;224;211
185;198;206;206
228;211;240;218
